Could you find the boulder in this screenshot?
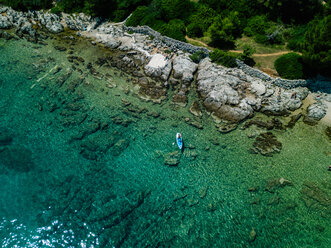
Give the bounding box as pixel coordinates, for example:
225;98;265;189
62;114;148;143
173;55;197;83
48;23;64;33
306;102;327;121
144;54;168;79
0;15;12;29
105;40;122;49
250;81;266;96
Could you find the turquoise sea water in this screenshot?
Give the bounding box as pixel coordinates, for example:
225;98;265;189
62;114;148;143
0;35;330;247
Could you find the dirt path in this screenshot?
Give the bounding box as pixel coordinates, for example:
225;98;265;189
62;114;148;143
185;36;300;57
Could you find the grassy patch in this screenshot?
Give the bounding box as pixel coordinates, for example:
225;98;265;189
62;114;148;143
235;36;289;54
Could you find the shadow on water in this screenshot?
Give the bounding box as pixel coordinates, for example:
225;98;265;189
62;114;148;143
307;75;331;94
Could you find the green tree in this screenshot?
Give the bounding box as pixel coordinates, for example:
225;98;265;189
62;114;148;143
208;12;242;49
2;0;53;10
160;0;193;22
274;53;304;79
302;15;331;76
160;19;186;41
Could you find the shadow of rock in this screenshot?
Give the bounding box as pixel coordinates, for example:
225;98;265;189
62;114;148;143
0;146;34;172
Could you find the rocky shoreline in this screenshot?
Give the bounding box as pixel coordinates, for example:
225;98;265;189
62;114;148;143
1;6;330;156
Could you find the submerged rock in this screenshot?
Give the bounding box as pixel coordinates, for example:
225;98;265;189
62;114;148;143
325;126;331;141
164;151;181;166
189;101;202;117
251;132;282;156
300;181;331;216
0;128;13;146
172;91;187;107
0;146;34;172
286;113;302;128
249;228;257;242
112;139;129;156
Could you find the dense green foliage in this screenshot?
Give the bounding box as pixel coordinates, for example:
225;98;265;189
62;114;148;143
301;15;331;76
0;0;52;10
209;49;239;68
189;51;207;63
274;53;304;79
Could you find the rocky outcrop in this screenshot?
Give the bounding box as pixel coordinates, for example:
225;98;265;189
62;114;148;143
173;55;197;83
0;15;12;29
144;54;172;81
36;12;64;33
261;87;309;116
197;58;254;123
306;102;327;121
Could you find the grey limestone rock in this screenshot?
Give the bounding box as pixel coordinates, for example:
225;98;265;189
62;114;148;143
173;55;197;83
306;102;327;120
105;40;122;49
0;15;12;29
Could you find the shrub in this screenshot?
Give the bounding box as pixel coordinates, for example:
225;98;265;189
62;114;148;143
244;15;270;37
2;0;53;10
302;16;331;76
160;19;186;42
187;23;203;38
209;49;238;68
125;6;149;27
189;4;216;32
50;5;62;15
274;53;304;79
286;25;307;51
189;51;207;63
208;12;242;49
238;45;256;66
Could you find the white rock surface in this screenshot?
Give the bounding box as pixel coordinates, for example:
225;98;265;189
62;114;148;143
173;55;197;83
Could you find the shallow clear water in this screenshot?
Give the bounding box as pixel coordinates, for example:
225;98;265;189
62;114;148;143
0;34;330;247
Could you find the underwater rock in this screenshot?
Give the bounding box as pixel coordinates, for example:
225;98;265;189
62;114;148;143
325;126;331;141
251;132;282;156
172;92;187;107
198;186;208;199
249;228;257;242
279;177;293;186
112;139;129;156
286;113;302;128
0;146;34;172
188;120;203;130
265;177;293;193
0;128;13;146
300;181;331;216
164;151;181;166
216;122;237;133
243;118;278;130
138;81;167;103
60;113;87;127
189;101;202;117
